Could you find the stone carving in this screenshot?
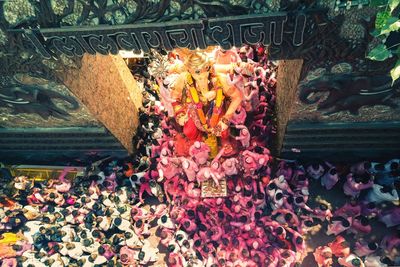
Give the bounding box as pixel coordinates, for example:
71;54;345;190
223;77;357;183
1;0;272;28
0;82;79;120
299;73;400;115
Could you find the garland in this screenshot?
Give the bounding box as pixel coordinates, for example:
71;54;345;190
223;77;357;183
185;73;224;132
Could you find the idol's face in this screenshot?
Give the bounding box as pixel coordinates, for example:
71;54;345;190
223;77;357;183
188;65;210;82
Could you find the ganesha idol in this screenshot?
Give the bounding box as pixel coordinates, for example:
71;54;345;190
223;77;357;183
168;49;243;157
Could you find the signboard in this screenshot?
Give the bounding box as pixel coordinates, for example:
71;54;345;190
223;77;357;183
16;12;310;59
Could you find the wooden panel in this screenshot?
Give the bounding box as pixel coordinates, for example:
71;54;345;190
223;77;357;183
273;59;303;155
62;54;142;154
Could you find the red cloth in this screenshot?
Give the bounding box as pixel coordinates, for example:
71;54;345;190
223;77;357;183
174;134;194;157
183;118;202;141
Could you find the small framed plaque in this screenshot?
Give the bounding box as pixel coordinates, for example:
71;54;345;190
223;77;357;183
201;178;227;198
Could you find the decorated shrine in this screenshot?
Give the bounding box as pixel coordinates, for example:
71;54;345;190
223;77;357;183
0;0;399;266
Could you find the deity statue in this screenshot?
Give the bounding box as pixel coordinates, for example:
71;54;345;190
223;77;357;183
169;49;243;156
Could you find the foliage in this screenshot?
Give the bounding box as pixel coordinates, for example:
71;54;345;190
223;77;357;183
368;43;393;61
368;0;400;84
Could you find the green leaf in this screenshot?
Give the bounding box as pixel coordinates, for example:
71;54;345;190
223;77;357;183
367;44;392;61
389;0;400;12
389;20;400;31
390;60;400;84
375;11;391;31
386;17;399;25
379;18;400;35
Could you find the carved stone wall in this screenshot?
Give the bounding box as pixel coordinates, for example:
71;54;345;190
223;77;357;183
62;54;141;154
0;0;279;28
